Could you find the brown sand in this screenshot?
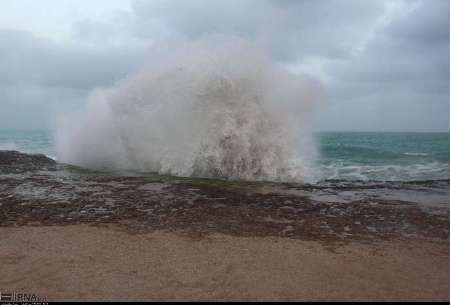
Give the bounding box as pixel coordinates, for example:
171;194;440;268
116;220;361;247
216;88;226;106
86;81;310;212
0;225;449;301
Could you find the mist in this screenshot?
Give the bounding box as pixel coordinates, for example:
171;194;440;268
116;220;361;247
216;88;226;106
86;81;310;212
56;36;321;182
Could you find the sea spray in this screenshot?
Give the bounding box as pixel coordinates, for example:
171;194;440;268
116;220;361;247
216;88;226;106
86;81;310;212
56;36;321;182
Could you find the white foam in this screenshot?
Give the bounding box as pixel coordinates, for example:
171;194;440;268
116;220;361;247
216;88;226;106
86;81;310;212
319;162;450;181
56;36;321;182
404;152;429;156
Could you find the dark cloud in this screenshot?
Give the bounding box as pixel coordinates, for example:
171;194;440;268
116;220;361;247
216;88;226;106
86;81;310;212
131;0;385;61
0;0;449;131
0;29;144;89
320;0;450;131
0;29;146;128
389;0;450;46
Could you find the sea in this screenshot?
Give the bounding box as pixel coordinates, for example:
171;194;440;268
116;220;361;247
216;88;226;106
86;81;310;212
1;130;450;182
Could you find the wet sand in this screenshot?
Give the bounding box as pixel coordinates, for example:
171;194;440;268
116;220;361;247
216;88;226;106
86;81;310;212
0;224;449;301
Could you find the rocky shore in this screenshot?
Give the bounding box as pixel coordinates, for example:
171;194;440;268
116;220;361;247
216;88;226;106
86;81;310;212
0;150;449;243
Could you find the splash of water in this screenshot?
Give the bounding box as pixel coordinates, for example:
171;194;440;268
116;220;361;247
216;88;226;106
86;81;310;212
56;36;320;182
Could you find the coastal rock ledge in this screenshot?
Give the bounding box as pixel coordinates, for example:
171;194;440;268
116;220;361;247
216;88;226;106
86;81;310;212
0;150;56;174
0;150;449;244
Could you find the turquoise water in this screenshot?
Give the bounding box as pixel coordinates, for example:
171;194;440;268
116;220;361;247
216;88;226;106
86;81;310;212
319;132;450;181
1;130;450;181
0;130;55;158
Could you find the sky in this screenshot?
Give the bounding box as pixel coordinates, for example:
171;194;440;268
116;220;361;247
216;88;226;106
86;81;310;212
0;0;449;132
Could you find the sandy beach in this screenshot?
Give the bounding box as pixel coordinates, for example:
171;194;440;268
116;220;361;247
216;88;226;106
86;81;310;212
0;224;449;301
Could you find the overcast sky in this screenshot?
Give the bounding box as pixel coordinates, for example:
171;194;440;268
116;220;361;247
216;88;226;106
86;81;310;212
1;0;449;131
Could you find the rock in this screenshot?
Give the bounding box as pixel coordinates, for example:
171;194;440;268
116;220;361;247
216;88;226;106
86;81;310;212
279;206;297;213
212;203;226;209
137;183;166;192
0;150;56;174
281;225;295;235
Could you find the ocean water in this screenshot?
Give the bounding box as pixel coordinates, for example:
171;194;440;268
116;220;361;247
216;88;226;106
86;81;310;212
319;132;450;181
0;130;55;158
1;130;450;182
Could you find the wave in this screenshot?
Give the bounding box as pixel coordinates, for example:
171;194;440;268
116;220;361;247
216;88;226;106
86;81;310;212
321;144;401;161
56;36;321;182
318;161;450;182
404;152;429;156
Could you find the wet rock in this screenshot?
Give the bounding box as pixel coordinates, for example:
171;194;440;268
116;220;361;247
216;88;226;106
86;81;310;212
279;206;297;213
281;225;295;235
0;150;56;174
0;151;449;243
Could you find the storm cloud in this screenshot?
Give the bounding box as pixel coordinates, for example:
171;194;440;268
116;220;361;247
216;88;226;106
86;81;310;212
0;0;449;131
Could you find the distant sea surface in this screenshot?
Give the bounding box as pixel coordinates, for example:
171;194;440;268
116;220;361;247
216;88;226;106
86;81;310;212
1;130;450;182
0;130;55;158
319;132;450;181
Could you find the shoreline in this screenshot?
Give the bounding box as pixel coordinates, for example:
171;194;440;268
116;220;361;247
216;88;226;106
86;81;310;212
2;170;449;243
1;151;449;301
